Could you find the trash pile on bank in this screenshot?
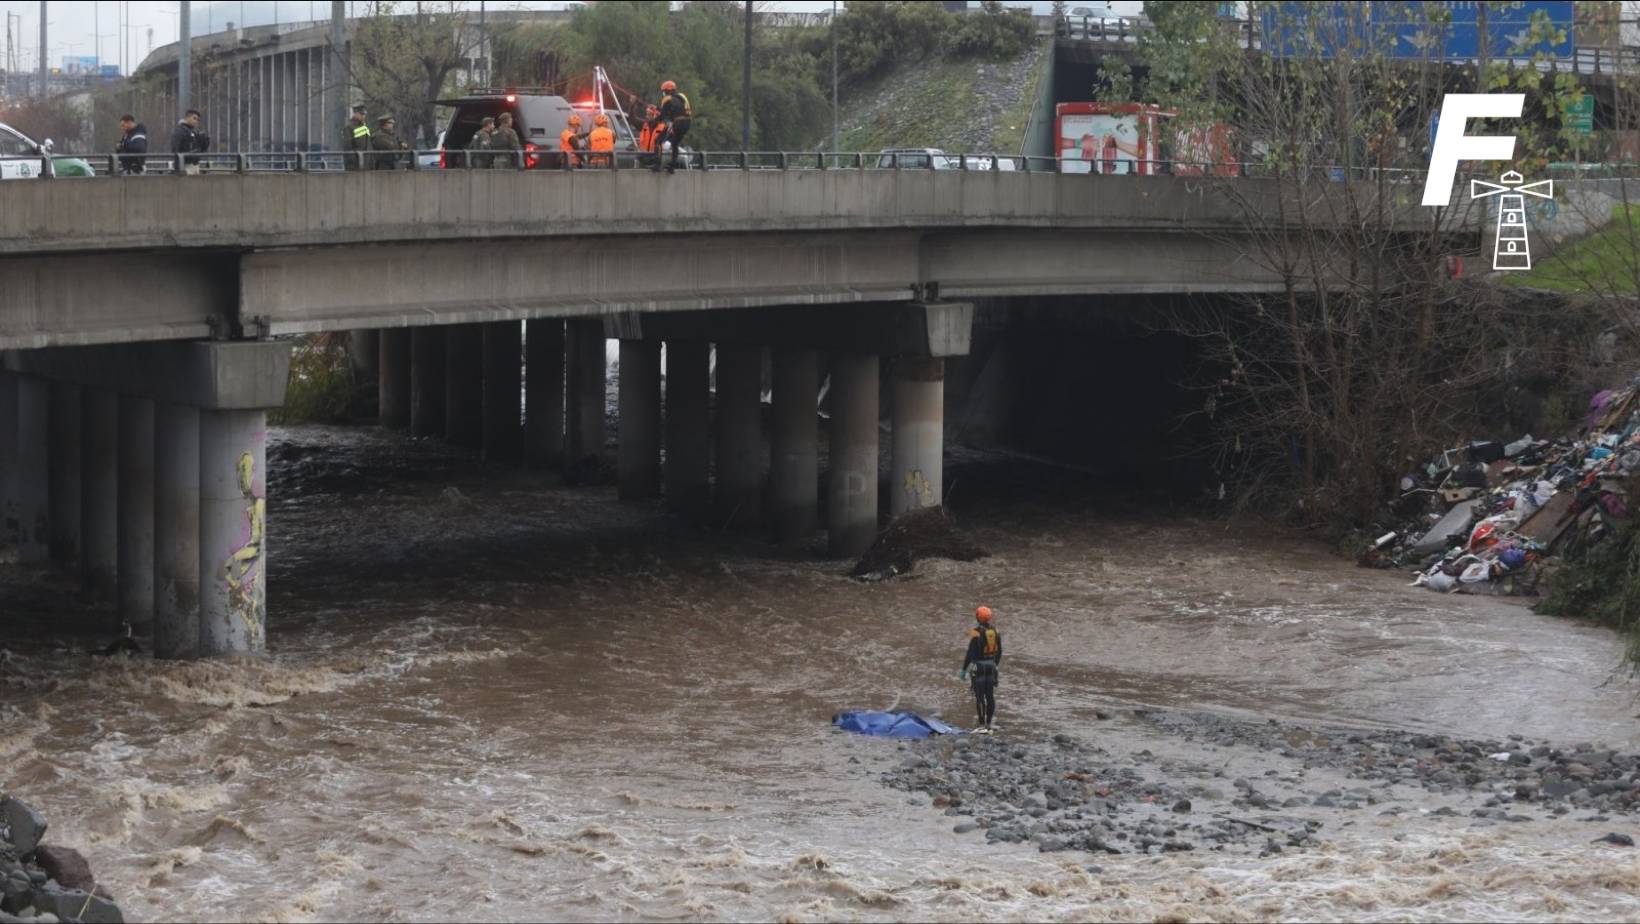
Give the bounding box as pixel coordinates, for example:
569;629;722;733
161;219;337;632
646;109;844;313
1365;383;1640;596
1;796;123;924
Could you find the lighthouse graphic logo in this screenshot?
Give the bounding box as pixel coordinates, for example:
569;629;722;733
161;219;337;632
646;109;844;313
1471;170;1553;271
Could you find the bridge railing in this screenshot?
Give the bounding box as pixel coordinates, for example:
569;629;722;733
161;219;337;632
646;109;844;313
20;149;1639;186
7;149;1439;180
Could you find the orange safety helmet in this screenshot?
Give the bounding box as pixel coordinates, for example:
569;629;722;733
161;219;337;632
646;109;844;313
661;80;677;92
975;606;993;624
593;112;610;127
567;114;583;128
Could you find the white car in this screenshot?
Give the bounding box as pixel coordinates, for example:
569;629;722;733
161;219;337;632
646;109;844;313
875;148;1017;171
0;122;94;178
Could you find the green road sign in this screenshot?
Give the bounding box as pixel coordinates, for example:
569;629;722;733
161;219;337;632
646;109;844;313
1568;95;1594;136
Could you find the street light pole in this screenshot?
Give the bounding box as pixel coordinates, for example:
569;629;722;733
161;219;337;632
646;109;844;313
37;0;46;99
178;0;191;121
831;0;839;152
742;0;752;151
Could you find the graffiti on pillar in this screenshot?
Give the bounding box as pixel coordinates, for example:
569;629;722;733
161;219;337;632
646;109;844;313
222;449;266;642
902;470;937;509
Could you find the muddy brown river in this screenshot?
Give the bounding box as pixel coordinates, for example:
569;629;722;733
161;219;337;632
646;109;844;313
3;424;1637;922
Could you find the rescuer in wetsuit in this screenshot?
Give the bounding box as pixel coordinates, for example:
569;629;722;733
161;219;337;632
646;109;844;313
959;606;1003;734
656;80;691;173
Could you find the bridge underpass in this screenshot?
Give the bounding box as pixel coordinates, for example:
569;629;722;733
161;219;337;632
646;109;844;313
0;169;1449;659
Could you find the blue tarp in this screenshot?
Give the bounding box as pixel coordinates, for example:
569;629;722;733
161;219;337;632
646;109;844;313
832;710;962;738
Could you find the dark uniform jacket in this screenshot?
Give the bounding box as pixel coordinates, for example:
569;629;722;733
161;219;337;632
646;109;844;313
370;128;406;170
116;123;148;174
169;120;208;165
491;125;522;168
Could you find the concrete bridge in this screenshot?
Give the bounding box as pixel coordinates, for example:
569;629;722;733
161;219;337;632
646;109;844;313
0;167;1445;661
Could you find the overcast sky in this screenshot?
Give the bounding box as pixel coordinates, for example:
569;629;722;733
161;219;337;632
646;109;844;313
0;1;1140;75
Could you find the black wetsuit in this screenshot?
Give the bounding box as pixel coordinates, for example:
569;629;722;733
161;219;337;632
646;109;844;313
962;623;1002;728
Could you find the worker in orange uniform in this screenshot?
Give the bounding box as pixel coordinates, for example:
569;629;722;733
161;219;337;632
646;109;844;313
587;112;616;168
959;605;1003;734
559;113;585;169
637;104;662;167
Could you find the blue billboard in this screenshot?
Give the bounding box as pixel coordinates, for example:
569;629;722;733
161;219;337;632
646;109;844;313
1260;1;1575;61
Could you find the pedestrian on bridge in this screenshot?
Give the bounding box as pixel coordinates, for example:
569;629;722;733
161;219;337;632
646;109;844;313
466;116;496;169
115;115;147;175
344;105;371;171
656;80;691;174
169;110;209;175
370;116;409;170
959;606;1003;734
492;112;523;169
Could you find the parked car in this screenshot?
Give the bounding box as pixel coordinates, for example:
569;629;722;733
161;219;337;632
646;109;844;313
0;122;95;179
875;148;1016;170
417;130;446;170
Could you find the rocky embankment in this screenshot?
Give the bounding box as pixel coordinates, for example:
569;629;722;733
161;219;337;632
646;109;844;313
1;797;123;924
882;709;1639;858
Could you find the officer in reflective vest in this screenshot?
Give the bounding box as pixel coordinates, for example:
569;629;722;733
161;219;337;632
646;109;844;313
344;105;371;171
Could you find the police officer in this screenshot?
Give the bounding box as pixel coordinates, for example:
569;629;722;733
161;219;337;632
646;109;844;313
344;104;371;171
559;113;585;169
587;112;615;168
370;116;409;169
656;79;691;173
115;114;148;174
466;116;496;169
492;111;523;169
959;605;1003;734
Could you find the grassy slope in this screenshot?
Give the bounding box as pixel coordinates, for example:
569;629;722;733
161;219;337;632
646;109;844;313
1504;205;1640;296
832;39;1048;155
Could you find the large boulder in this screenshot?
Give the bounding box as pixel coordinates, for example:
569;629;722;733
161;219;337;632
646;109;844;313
32;887;124;924
34;846;94;893
0;801;45;857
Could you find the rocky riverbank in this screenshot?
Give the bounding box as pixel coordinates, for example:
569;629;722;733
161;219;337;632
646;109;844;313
881;709;1639;859
1;797;123;924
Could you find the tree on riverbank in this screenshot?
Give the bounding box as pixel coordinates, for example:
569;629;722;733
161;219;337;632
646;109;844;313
1099;2;1602;530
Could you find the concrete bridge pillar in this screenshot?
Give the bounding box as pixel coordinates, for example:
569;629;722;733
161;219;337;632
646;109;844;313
198;409;267;656
771;349;819;550
0;372;15;550
482;321;523;462
48;383;82;566
15;376;49;562
664;341;711;523
715;345;764;529
378;329;412;429
443;323;484;449
828;354;880;559
117;395;156;631
891;357;945;515
525;319;565;468
348;329;379;418
617;339;662;500
154;402;200;660
565;319;606;476
411;327;447;438
80;390;119;600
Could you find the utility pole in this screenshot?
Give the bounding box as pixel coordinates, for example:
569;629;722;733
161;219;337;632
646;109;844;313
741;0;751;150
330;1;346;151
178;0;191;121
95;3;100;72
1476;2;1489;92
37;0;47;99
480;0;487;86
831;0;839;152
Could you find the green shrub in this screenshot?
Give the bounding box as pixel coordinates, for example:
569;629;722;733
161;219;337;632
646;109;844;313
271;333;354;425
